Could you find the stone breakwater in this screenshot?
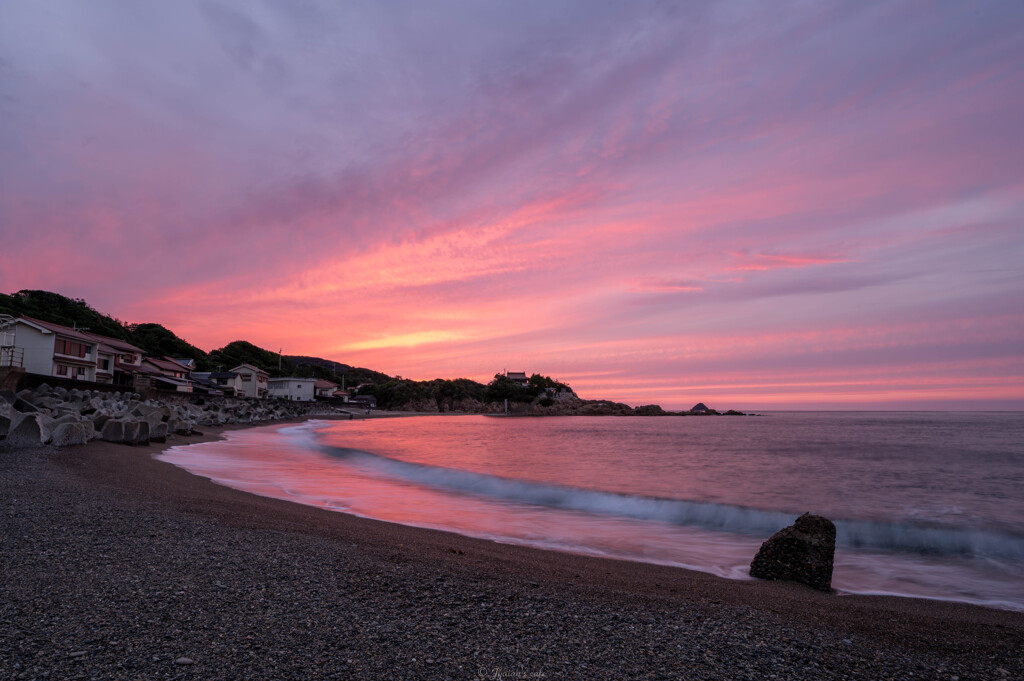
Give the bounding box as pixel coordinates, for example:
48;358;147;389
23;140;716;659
0;383;338;449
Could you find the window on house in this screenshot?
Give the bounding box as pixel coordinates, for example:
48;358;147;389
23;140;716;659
99;358;110;371
241;374;252;382
56;339;89;358
56;365;69;376
77;366;87;376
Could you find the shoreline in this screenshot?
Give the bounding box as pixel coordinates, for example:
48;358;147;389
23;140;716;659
3;415;1023;678
161;415;1024;613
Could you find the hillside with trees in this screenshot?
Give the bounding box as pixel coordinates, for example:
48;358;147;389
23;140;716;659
1;289;134;343
0;290;497;408
2;289;618;413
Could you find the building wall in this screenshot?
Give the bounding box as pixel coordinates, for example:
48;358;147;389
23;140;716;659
52;337;97;381
268;379;315;401
12;324;99;381
96;351;115;383
232;365;269;398
13;324;56;376
236;371;257;398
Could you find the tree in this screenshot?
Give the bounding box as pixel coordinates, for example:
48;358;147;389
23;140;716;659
485;373;531;403
127;323;208;365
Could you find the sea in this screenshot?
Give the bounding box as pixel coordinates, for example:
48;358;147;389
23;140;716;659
157;412;1024;611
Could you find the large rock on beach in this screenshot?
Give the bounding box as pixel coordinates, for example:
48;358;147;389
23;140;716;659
124;420;150;446
0;386;332;448
50;422;89;447
52;413;79;426
749;513;836;592
31;382;53;398
6;411;56;447
10;395;39;414
149;422;168;443
100;419;126;443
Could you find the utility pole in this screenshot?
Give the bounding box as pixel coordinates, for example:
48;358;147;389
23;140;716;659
278;348;282;371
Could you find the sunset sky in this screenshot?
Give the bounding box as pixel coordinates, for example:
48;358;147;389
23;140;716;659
2;1;1022;410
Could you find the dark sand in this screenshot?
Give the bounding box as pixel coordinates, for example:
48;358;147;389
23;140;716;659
2;416;1022;680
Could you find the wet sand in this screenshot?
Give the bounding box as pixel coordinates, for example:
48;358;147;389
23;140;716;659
2;417;1022;679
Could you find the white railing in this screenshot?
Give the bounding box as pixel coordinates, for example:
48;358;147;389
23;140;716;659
0;346;24;368
0;315;23;367
0;314;15;348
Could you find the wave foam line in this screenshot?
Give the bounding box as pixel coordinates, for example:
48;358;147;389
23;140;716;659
318;444;1024;562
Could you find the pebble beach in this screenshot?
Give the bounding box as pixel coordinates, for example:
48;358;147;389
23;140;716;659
2;418;1023;680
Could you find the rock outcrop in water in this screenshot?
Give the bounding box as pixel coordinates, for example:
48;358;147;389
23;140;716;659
0;384;339;449
749;513;836;592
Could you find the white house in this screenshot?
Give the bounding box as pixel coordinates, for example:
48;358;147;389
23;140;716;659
314;379;338;398
268;377;316;401
6;316;101;381
230;363;269;398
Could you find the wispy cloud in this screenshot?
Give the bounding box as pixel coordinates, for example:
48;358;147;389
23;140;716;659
1;0;1023;408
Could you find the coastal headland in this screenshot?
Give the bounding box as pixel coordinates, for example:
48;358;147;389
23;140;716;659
2;415;1022;680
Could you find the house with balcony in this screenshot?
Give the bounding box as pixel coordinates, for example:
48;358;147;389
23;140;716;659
4;316;101;381
268;377;316;401
230;363;269;398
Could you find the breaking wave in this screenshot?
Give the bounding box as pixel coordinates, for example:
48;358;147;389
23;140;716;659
319;444;1024;562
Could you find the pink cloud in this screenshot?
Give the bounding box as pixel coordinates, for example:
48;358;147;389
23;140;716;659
2;2;1023;409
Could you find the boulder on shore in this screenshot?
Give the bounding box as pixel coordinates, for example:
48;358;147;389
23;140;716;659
6;411;45;448
100;419;126;443
1;388;335;449
749;512;836;592
50;422;89;447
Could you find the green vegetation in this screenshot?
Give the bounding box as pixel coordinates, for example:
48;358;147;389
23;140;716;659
126;323;209;367
2;289;576;410
207;340;283;375
285;355;391;387
356;377;487;411
0;289;129;341
0;290;210;365
484;372;572;403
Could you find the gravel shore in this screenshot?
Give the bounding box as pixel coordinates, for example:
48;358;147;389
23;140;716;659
2;421;1022;680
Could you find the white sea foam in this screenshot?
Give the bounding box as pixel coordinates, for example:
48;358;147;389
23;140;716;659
319;443;1024;561
159;415;1024;611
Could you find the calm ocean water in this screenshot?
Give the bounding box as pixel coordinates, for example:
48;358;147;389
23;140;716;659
158;412;1024;611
